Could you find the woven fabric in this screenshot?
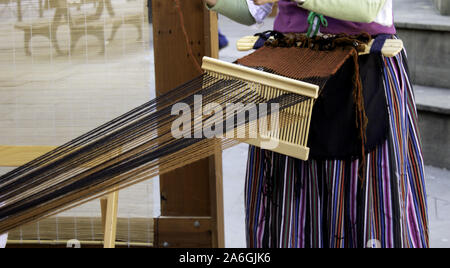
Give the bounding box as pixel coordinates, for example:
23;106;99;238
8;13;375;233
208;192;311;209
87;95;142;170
237;46;354;85
237;36;388;160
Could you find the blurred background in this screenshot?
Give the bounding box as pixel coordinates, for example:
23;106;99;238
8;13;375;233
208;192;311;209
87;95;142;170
0;0;156;247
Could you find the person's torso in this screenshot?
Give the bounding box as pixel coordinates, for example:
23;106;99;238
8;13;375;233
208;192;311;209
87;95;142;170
274;0;396;35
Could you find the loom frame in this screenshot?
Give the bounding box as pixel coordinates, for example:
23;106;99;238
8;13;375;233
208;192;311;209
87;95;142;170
1;0;222;249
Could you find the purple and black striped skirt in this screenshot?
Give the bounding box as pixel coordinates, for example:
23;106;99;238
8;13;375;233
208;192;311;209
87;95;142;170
245;50;429;248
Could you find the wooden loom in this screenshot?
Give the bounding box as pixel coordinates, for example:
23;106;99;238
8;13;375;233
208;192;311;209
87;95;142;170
0;0;244;248
0;56;319;247
0;0;217;248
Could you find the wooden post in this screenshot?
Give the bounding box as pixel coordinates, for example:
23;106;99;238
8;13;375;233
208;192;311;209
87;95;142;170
100;191;119;248
209;141;225;248
152;0;224;248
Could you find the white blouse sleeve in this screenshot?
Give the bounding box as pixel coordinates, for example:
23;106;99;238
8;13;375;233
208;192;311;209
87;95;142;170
300;0;391;24
374;0;393;26
246;0;274;24
0;233;7;248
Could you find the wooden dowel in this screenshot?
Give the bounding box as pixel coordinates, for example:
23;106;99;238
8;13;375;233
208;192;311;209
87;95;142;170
102;191;119;249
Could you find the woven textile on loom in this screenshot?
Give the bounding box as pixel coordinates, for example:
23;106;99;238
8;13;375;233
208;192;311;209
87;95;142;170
237;33;389;160
0;34;378;234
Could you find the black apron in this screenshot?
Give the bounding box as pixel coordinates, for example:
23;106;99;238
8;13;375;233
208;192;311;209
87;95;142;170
308;53;389;160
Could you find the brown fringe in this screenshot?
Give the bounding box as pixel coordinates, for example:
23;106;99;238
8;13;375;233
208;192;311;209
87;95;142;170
350;48;369;184
265;33;371;54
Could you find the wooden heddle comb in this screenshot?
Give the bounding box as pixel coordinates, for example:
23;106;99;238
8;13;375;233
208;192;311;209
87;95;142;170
202;57;319;160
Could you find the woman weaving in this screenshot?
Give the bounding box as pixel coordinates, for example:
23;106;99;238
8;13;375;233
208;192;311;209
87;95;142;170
205;0;429;248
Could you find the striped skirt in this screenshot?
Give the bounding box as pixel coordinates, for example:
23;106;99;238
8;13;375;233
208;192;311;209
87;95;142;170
245;51;429;248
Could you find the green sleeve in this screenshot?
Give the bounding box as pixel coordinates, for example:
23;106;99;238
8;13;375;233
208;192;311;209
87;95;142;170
301;0;387;23
207;0;256;26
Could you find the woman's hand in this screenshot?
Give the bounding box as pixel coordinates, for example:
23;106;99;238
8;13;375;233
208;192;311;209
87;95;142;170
205;0;218;8
206;0;278;8
253;0;279;5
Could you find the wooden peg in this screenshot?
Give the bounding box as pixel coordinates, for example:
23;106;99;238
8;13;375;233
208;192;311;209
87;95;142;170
359;39;404;57
236;36;259;51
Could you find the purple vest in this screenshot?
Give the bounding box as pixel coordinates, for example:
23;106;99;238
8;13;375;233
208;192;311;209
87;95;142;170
274;0;396;35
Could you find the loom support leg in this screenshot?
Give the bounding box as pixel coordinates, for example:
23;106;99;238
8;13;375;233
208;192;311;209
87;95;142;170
152;0;224;248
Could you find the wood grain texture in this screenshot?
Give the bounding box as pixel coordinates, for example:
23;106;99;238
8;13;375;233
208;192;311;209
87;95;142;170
152;0;223;248
154;217;212;248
